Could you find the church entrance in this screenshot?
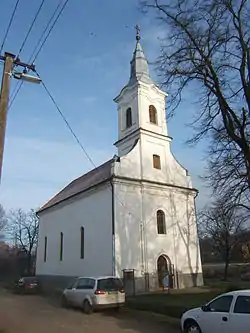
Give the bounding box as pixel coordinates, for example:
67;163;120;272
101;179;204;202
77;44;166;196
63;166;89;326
157;255;173;289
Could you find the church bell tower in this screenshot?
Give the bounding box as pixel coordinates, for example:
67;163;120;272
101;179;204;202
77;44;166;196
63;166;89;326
114;25;170;158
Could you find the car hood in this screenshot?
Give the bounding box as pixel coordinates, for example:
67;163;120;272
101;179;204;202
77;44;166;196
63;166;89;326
182;307;202;318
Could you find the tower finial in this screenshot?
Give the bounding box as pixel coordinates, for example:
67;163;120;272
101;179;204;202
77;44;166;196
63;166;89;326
135;24;141;41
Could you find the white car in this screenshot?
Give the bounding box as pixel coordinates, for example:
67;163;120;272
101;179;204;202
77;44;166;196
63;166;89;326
181;289;250;333
61;276;125;313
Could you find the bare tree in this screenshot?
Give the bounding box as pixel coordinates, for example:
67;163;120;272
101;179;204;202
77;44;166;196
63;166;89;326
199;200;247;280
7;208;39;275
141;0;250;210
0;204;7;239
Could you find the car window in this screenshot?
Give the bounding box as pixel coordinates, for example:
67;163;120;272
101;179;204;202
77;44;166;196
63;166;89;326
97;278;123;291
66;278;78;289
76;278;95;290
208;295;233;313
234;296;250;314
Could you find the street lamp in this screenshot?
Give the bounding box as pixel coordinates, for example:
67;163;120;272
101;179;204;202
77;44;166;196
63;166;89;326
13;70;42;84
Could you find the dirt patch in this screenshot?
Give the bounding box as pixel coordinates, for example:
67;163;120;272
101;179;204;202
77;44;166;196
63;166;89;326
0;289;179;333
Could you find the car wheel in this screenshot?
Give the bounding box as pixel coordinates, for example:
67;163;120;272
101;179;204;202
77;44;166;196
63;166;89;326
61;295;69;308
184;320;202;333
83;300;93;314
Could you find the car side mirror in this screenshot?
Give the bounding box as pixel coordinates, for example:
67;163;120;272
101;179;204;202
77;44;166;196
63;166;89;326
201;304;210;312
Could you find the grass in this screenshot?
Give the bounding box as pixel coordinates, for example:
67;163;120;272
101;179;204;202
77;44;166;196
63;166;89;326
126;280;250;319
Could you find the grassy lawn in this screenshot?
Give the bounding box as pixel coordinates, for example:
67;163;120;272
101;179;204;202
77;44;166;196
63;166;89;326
126;280;250;319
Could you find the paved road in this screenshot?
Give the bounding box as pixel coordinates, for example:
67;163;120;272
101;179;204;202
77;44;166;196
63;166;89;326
0;290;179;333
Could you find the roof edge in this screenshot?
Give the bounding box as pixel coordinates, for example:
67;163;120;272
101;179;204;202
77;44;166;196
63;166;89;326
36;176;113;215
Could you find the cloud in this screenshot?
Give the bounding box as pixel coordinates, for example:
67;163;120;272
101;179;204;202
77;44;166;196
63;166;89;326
0;136;113;210
80;96;97;104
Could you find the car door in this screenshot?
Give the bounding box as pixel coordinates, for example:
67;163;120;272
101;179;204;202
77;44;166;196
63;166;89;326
73;278;88;306
200;295;233;333
65;278;79;305
74;278;95;307
230;295;250;333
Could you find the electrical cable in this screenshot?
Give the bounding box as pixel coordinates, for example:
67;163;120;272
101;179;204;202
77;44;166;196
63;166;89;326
27;0;64;63
8;0;69;111
0;0;21;54
8;81;23;111
31;0;70;63
17;0;46;58
35;72;151;275
36;72;96;167
36;72;140;220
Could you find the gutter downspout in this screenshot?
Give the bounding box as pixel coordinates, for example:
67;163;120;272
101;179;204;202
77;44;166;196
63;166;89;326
111;180;116;276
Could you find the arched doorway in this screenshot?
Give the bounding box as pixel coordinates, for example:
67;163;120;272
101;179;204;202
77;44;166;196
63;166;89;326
157;255;173;289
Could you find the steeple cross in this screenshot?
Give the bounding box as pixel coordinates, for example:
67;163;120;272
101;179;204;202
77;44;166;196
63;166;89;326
135;24;141;41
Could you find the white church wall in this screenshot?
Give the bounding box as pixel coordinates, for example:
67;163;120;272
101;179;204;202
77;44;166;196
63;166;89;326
114;139;141;179
140;133;193;188
36;184;113;278
138;83;168;136
117;87;139;142
114;179;203;288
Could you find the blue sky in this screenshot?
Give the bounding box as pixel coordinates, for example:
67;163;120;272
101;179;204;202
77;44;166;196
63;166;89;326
0;0;210;212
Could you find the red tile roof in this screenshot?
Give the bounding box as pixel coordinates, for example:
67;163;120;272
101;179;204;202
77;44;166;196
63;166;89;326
37;159;113;214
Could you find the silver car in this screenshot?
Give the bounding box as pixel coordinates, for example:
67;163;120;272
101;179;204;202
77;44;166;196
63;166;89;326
61;276;125;314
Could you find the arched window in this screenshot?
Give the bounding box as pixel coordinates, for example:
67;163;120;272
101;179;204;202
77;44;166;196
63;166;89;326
153;154;161;169
59;232;63;261
126;107;132;128
80;227;85;259
149;105;157;124
157;210;166;234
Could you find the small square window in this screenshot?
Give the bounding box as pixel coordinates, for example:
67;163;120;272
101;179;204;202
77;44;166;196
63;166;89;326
153;154;161;169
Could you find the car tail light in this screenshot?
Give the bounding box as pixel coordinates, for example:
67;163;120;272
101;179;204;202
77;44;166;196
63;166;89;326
94;290;106;295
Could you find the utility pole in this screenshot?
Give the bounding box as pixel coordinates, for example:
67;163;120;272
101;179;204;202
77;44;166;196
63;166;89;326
0;53;15;184
0;52;40;185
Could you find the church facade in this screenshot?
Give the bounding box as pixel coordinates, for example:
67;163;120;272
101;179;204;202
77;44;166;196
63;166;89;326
36;30;203;292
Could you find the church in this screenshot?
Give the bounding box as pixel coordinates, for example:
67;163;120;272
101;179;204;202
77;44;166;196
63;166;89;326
35;28;203;293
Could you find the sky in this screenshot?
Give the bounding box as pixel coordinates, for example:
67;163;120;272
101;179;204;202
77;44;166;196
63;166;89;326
0;0;210;212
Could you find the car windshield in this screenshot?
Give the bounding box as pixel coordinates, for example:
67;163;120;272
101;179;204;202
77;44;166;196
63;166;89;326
67;278;77;289
97;278;123;291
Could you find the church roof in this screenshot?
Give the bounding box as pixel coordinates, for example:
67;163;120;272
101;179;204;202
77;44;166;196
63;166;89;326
37;159;114;214
128;26;154;86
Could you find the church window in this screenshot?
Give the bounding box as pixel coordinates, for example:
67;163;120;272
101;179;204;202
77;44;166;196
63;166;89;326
44;236;47;262
80;227;85;259
126;107;132;128
149;105;157;124
157;210;166;234
60;232;63;261
153;154;161;169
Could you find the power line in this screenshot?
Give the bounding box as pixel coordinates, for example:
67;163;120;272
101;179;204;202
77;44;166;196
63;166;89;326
36;72;96;167
0;0;21;54
8;0;68;111
8;81;23;110
28;0;64;63
36;73;139;220
17;0;46;58
31;0;70;63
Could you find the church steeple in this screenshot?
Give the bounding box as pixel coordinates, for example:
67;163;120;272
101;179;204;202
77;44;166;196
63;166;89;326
128;25;153;86
114;26;168;157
